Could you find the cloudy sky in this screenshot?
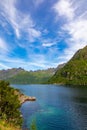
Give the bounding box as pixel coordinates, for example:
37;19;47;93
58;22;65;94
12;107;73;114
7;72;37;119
0;0;87;70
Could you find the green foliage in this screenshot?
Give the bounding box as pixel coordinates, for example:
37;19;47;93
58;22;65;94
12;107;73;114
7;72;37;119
0;80;22;126
6;69;54;84
48;46;87;85
0;68;24;80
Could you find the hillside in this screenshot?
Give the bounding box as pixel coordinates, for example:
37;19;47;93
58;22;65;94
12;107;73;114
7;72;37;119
48;46;87;85
7;69;55;84
0;80;36;130
0;68;55;84
0;81;22;129
0;120;21;130
0;68;24;80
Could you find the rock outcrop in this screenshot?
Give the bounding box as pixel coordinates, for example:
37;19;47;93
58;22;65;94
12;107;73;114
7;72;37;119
19;94;36;104
14;90;36;104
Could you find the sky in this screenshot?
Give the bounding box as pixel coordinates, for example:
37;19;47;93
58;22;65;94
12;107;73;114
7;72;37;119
0;0;87;70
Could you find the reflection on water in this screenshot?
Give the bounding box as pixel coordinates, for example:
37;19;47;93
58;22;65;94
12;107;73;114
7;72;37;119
13;85;87;130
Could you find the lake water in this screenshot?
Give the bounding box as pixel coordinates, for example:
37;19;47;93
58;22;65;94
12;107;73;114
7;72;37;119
13;84;87;130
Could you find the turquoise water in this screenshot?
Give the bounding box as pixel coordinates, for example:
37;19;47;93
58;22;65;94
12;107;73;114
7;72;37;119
13;85;87;130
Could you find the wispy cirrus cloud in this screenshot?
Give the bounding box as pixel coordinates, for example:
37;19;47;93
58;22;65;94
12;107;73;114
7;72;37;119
0;0;41;41
0;0;87;70
53;0;87;61
0;54;57;70
0;38;10;54
33;0;44;7
53;0;75;21
28;28;41;42
0;63;10;69
0;0;61;70
0;38;11;69
42;42;55;47
42;39;57;47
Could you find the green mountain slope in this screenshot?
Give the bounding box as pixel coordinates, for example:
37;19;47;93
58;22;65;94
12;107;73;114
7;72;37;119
48;46;87;85
0;68;24;80
0;68;55;84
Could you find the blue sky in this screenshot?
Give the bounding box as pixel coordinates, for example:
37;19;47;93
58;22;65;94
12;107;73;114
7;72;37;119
0;0;87;70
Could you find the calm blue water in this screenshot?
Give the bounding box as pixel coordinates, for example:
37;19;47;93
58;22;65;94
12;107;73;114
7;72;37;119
13;84;87;130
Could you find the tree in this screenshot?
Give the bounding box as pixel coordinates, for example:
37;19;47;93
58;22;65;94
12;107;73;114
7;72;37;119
0;80;22;126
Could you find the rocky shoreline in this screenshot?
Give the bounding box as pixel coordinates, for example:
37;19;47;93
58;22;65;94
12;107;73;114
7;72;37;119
14;89;36;104
19;94;36;104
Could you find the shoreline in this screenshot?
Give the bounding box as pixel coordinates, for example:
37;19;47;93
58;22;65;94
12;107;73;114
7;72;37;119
14;89;36;104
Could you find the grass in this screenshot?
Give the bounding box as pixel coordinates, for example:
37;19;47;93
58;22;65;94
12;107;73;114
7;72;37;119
0;120;21;130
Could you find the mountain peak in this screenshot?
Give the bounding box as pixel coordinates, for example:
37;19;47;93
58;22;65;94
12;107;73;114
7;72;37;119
71;45;87;60
48;46;87;85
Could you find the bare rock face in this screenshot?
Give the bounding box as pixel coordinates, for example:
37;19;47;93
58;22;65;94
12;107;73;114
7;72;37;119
20;96;36;104
14;90;36;104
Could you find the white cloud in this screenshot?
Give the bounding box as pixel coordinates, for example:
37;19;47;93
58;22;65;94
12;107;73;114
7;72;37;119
0;63;10;69
42;42;56;47
0;38;9;53
0;54;58;70
63;19;87;44
43;29;49;34
53;0;87;62
0;0;41;41
53;0;75;21
33;0;44;7
28;28;41;42
42;38;58;47
0;0;20;38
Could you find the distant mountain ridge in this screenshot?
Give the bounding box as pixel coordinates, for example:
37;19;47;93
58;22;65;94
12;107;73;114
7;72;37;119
0;67;55;84
48;46;87;85
0;68;24;80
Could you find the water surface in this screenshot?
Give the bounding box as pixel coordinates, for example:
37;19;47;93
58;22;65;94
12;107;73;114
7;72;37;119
13;84;87;130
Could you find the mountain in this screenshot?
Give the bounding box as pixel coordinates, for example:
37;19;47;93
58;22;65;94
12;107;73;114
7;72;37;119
48;46;87;85
0;67;24;80
0;68;55;84
56;63;66;71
